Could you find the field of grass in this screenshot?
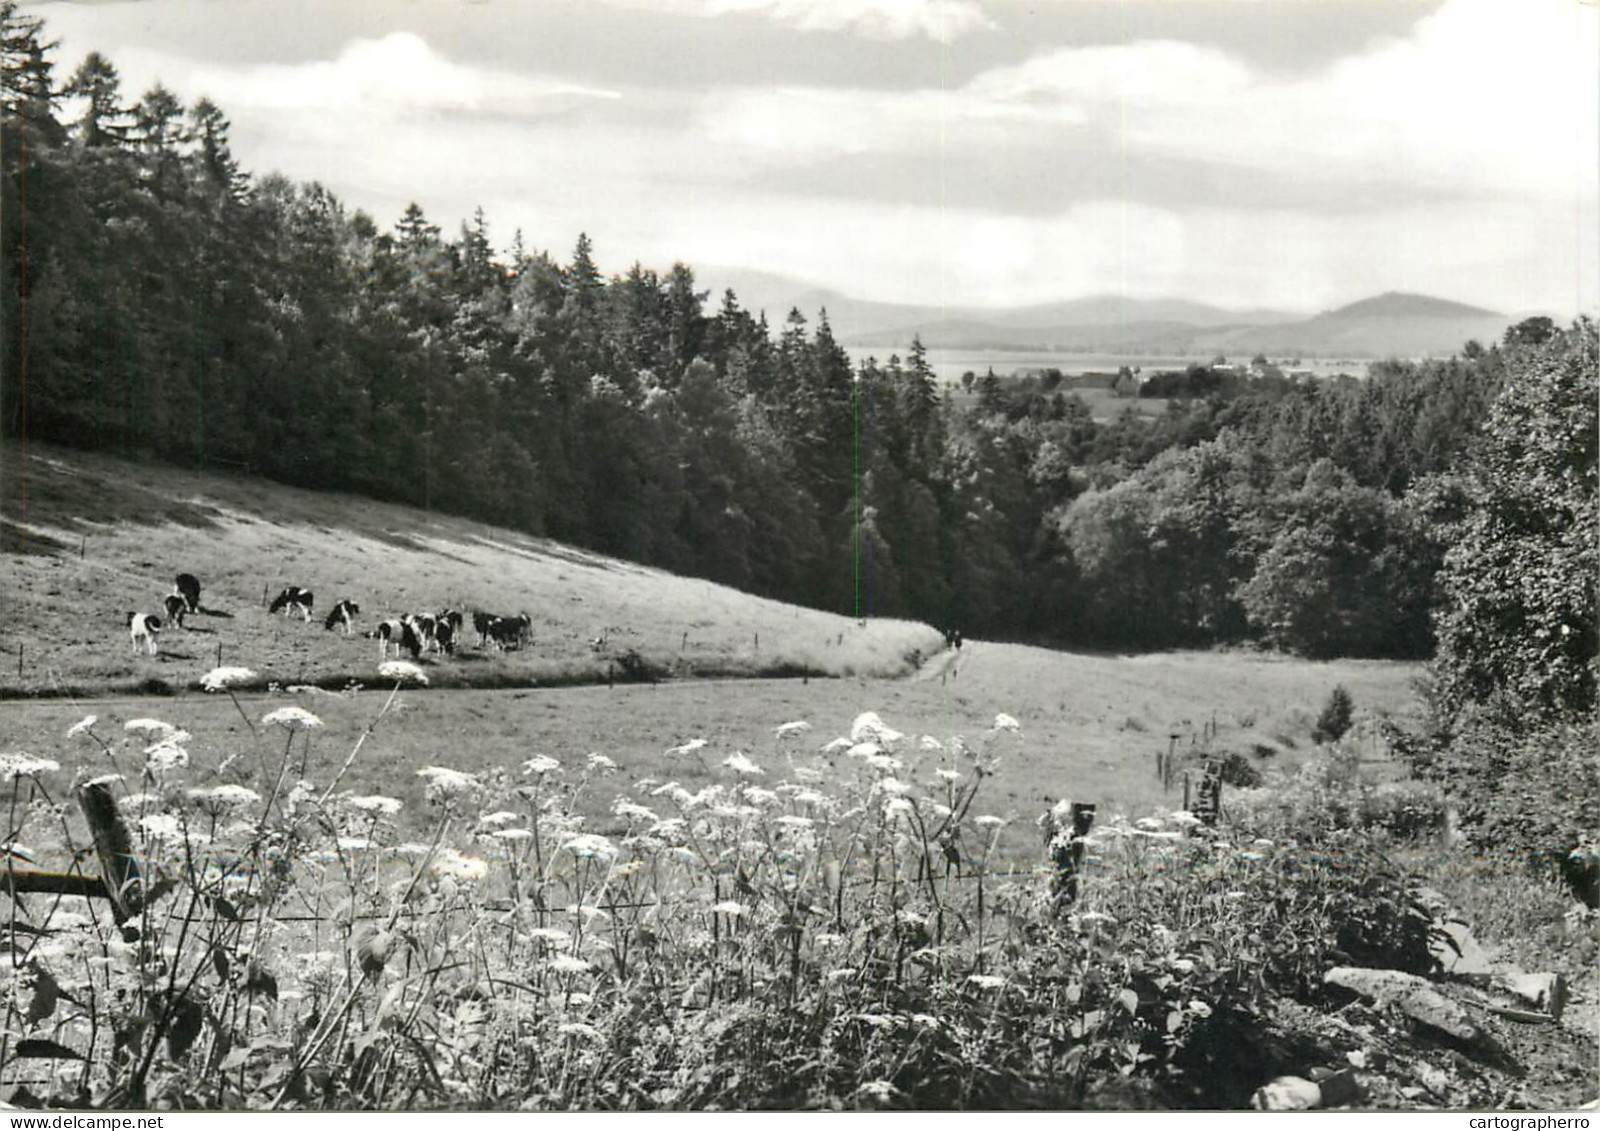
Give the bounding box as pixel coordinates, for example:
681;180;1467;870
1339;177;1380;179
0;443;941;697
4;641;1424;865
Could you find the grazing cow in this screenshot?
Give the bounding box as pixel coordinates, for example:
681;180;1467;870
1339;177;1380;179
127;612;162;656
175;573;201;615
473;611;499;649
488;612;532;651
408;613;439;652
376;618;422;660
162;593;188;628
269;587;314;622
324;599;360;635
424;609;463;655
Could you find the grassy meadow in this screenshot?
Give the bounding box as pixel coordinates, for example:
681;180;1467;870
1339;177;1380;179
1;443;941;697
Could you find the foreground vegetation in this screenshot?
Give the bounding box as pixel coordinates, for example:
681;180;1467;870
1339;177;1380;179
1;684;1592;1110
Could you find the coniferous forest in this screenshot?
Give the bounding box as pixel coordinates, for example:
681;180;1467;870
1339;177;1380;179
1;4;1592;672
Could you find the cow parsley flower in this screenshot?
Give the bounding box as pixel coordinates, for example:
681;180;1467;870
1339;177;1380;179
377;660;428;684
850;711;905;745
65;715;98;739
145;743;189;772
526;927;570;944
522;755;562;776
665;739;708;757
188;785;260;814
586;752;617;773
919;735;945;752
774;720;811;739
416;766;480;803
992;713;1022;733
935;768;961;782
563;833;617;861
546;954;592;975
722;752;764;776
124;718;177;738
262;706;323;731
0;754;59;781
431;849;490;883
967;974;1007;989
139;813;185;843
820;737;853;755
710;901;747;916
200;667;256;692
344;794;404;816
492;828;533;842
612;798;659;823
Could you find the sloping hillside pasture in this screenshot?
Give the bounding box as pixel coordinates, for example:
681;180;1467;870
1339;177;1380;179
1;444;941;696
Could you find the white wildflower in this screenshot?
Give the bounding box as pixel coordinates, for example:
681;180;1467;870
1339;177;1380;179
967;974;1007;989
522;755;562;776
846;741;881;759
0;754;59;781
1168;811;1203;828
344;794;404;816
710;901;747;916
850;711;904;746
65;715;98;739
974;815;1007;830
1136;816;1164;831
563;833;618;861
992;713;1022;733
776;815;814;831
526;927;570;944
416;766;480;800
188;785;260;813
337;837;373;851
665;739;708;757
546;954;592;974
865;753;903;773
774;721;811;739
919;735;944;752
1187;999;1213;1018
139;813;184;843
586;752;618;773
145;743;189;772
612;799;659;823
124;718;176;738
820;737;853;755
431;849;490;883
857;1080;898;1103
722;751;764;776
377;660;428;684
493;828;534;842
262;706;323;731
743;786;779;806
558;1022;604;1043
935;768;961;782
883;798;914;818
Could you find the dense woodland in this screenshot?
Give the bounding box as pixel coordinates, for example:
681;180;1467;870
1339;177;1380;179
1;7;1592;679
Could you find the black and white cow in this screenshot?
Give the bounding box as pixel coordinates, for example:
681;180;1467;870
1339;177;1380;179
376;617;422;660
487;612;532;651
269;586;314;622
427;609;464;654
175;573;202;615
473;611;499;649
324;599;360;635
162;593;188;628
127;611;162;656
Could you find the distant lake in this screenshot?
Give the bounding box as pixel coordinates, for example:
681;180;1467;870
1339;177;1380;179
844;346;1365;383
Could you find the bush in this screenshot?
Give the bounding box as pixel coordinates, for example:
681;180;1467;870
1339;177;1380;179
1312;685;1354;744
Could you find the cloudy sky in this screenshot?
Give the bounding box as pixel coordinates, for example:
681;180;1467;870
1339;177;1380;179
28;0;1600;315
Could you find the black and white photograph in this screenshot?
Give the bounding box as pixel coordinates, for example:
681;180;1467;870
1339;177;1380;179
0;0;1595;1115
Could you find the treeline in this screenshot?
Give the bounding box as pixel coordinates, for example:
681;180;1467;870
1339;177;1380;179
0;6;1581;662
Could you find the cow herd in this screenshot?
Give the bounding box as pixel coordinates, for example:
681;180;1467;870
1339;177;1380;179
126;573;536;664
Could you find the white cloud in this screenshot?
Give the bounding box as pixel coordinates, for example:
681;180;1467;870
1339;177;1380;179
702;0;1597;206
606;0;995;41
115;32;618;118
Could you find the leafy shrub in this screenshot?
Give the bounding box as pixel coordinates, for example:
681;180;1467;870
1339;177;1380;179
1312;685;1354;744
1216;752;1262;788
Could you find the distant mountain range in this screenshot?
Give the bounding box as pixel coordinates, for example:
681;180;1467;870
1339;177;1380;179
694;269;1518;361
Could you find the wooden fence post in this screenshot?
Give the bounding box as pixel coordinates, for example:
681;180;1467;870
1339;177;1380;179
77;781;143;928
1047;802;1097;908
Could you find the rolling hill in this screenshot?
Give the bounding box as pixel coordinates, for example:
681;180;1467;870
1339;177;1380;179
696;268;1516;360
0;442;941;697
